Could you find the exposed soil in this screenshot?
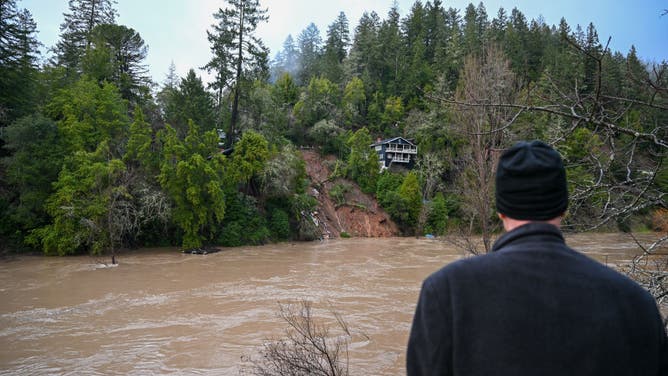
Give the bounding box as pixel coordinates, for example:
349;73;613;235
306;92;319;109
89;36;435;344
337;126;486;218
301;149;399;238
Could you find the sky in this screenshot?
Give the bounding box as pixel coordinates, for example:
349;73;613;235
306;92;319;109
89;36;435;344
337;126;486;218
18;0;668;86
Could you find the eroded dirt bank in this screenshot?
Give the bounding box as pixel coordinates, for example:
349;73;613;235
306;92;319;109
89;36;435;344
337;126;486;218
301;149;399;238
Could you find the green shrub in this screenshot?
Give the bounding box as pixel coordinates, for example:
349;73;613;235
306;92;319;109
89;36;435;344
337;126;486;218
269;208;291;240
217;192;270;246
330;183;350;206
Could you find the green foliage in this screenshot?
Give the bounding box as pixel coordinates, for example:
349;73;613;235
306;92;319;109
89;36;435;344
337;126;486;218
84;24;149;104
293;76;340;128
1;115;65;246
54;0;117;75
272;72;299;106
244;81;288;141
424;192;450;235
124;107;157;171
375;171;422;234
342;77;366;127
204;0;269;143
0;4;41;128
296;23;323;84
307;119;348;156
46;77;129;154
158;122;226;249
382;96;404;130
376;170;404;207
560;128;605;214
163;69;216;135
345;127;379;193
290;193;320;241
398;171;423;226
268;207;291;241
28;145;126;255
330;182;351;206
229;130;269;184
2;0;665;254
217;192;270;246
262;144;307;198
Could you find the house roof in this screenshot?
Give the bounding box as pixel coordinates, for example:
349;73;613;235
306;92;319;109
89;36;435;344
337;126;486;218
370;136;416;147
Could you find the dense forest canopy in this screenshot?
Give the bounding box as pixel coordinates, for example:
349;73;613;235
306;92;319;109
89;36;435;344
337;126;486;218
0;0;666;259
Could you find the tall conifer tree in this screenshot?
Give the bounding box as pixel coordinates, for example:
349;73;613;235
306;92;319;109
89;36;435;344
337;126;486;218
54;0;118;76
205;0;269;146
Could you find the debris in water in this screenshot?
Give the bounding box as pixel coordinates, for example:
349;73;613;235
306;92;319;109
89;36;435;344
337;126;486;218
182;248;221;255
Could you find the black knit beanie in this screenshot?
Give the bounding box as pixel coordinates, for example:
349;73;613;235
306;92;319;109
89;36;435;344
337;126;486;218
495;140;568;220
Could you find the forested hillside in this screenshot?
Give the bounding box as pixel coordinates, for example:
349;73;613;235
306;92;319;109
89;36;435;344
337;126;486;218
0;0;666;257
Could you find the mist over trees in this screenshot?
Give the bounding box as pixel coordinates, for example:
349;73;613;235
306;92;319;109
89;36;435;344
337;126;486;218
0;0;665;277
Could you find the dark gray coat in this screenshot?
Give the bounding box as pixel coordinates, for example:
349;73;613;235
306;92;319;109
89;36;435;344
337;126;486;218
407;223;668;375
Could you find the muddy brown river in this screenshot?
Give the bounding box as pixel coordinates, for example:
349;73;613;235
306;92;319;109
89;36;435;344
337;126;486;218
0;234;650;375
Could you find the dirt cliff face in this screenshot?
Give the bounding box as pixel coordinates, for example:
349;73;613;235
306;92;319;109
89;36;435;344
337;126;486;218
301;150;399;238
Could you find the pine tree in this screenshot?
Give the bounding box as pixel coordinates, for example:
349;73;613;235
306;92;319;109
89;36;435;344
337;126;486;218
489;7;508;44
504;7;529;83
297;23;323;84
0;4;40;128
54;0;118;76
204;0;269;147
377;4;403;96
165;69;216;136
84;24;149;103
424;0;446;64
270;34;299;81
346;11;381;94
462;3;479;56
322;12;350;84
401;3;431;105
583;22;602;94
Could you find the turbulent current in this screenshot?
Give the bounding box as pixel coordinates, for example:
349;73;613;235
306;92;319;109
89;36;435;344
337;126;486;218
0;234;644;375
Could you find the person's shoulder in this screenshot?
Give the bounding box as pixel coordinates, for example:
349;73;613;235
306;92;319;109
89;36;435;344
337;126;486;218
565;246;657;305
425;252;499;285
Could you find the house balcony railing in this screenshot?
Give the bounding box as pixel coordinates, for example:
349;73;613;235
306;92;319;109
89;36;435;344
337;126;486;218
387;154;411;163
385;145;417;154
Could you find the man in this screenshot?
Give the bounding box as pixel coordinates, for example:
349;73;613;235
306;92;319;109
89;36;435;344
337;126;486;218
406;140;667;375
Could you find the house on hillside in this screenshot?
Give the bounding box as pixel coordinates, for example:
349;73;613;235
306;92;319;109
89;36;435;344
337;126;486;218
371;137;418;170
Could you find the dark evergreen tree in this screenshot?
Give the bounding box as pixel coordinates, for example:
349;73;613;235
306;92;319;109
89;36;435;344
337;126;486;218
204;0;269;146
322;12;350;84
401;3;431;106
424;0;446;64
462;3;480;56
436;7;464;90
583;22;602;94
163;69;216;136
296;22;323;84
0;3;40;128
1;115;65;248
54;0;118;76
489;7;508;44
377;4;404;97
346;12;381;96
525;17;549;83
504;7;530;83
84;23;150;104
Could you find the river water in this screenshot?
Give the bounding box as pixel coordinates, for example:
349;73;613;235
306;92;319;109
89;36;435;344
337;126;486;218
0;234;650;375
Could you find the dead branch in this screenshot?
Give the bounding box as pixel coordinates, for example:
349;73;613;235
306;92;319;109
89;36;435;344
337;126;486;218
427;95;668;150
243;300;351;376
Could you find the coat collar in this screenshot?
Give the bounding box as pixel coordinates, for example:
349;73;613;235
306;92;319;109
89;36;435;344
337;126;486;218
491;222;565;252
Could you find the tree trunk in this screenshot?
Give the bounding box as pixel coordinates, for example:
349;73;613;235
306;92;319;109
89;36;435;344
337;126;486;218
228;2;245;148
